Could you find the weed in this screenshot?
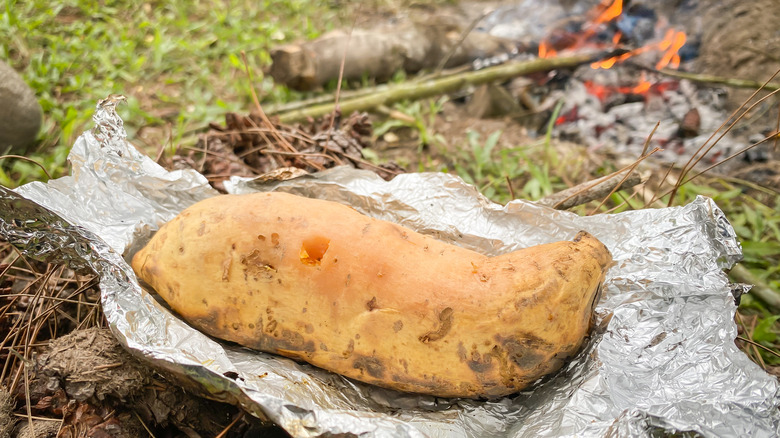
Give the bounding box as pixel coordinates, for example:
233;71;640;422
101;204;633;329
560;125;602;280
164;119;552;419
374;97;449;156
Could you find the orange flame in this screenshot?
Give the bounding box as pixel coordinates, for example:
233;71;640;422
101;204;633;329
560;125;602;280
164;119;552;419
592;0;623;26
538;0;687;72
591;29;687;70
631;72;652;94
538;41;556;59
656;29;687;69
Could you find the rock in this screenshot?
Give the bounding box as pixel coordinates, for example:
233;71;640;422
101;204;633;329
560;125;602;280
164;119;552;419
466;83;521;119
0;387;13;438
0;60;42;154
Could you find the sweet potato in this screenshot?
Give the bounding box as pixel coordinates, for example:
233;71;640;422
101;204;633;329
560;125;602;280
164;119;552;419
132;192;612;398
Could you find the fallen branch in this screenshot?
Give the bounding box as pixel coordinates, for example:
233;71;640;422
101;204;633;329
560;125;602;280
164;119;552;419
652;68;780;92
729;264;780;312
537;168;644;210
276;54;600;123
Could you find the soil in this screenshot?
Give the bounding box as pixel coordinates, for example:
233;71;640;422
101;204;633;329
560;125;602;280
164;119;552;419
5;327;282;437
695;0;780;107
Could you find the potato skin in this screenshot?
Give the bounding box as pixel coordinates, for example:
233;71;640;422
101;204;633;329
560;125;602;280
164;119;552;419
132;192;612;398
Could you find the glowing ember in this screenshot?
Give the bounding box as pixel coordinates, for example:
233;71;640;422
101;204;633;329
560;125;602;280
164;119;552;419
581;73;675;103
632;73;652;94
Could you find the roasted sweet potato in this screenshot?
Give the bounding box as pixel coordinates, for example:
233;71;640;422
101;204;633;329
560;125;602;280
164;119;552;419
132;192;612;398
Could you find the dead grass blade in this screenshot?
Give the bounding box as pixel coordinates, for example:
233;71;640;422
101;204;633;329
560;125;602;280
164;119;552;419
666;68;780;205
0;155;51;180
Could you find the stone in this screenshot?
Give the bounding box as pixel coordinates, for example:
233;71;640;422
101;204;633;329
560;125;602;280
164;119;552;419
0;59;42;154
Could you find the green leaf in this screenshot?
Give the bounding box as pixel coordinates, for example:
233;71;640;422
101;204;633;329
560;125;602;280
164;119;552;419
741;241;780;265
752;315;780;344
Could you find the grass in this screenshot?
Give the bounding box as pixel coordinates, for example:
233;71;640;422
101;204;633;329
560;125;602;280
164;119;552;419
0;0;349;185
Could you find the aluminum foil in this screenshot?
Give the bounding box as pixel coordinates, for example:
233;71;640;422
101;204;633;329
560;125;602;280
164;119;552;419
1;100;779;437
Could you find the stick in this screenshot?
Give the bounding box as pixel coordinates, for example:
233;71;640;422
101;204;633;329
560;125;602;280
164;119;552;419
434;9;493;74
276;54;600;123
652;68;780;92
736;336;780;359
537;168;644;210
730;264;780;312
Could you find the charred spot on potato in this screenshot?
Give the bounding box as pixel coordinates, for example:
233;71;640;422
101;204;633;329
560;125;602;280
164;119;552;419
342;339;354;358
300;236;330;266
457;342;467;362
254;331;315;354
221;256;232;282
240;250;276;280
282;329;305;348
467;351;494;373
353;355;385;379
419;307;454;343
393;320;403;333
496;333;550;369
366;296;378;311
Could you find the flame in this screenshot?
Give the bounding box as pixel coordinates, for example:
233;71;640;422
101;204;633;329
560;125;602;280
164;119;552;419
656;29;687;69
591;28;687;70
538;41;556;59
591;0;623;27
538;0;687;72
631;72;652;94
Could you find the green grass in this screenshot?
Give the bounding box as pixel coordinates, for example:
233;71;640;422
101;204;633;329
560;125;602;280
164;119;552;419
0;0;347;185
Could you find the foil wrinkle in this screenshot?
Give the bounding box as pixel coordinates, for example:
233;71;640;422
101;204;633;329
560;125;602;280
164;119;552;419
0;101;778;437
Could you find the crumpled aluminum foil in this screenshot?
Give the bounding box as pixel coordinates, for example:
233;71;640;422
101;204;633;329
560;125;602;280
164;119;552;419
1;100;779;437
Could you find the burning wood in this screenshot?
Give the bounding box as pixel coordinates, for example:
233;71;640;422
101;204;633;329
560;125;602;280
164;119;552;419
538;0;688;73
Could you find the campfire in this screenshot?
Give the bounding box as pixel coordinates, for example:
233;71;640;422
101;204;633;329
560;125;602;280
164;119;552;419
486;0;749;169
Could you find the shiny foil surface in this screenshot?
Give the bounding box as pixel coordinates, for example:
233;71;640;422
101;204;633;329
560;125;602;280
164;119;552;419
1;101;778;437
